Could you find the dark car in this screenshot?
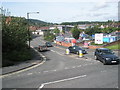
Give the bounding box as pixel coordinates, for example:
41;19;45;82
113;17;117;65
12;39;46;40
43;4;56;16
94;48;119;65
45;42;53;47
68;46;87;55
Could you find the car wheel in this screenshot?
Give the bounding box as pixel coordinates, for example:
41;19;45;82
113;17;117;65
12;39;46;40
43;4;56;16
94;55;98;60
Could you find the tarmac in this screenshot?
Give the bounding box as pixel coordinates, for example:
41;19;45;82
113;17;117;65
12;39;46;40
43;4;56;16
1;44;119;76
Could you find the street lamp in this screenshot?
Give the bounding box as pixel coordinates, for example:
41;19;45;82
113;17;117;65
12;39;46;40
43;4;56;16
27;12;39;48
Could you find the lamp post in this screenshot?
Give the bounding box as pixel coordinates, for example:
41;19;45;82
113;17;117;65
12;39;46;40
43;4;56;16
27;12;39;48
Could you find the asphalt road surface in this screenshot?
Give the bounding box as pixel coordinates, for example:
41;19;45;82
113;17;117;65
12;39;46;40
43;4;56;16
2;35;119;89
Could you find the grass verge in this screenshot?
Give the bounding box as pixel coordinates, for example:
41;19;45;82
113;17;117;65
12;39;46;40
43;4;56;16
105;43;120;50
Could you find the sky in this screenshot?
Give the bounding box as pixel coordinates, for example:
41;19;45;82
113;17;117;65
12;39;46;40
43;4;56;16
1;0;119;23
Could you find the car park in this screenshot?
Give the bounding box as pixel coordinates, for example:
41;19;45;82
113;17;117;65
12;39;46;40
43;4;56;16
45;42;53;47
68;46;87;55
94;48;119;65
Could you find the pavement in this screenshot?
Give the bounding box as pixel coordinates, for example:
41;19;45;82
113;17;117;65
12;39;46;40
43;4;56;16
1;47;44;75
2;59;43;75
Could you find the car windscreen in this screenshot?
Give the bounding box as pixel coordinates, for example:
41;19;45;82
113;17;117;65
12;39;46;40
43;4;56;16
102;50;113;54
74;46;82;50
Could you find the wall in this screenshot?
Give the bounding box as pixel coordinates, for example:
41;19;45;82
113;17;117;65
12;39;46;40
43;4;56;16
56;41;72;47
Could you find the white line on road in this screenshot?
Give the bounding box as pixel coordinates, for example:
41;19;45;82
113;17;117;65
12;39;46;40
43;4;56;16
50;69;57;72
50;49;64;56
77;65;82;67
43;71;49;73
101;70;107;72
38;75;87;89
72;66;76;68
64;67;69;70
27;73;33;75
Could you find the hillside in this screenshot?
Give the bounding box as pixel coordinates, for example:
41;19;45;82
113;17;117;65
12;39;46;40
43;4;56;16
28;19;54;27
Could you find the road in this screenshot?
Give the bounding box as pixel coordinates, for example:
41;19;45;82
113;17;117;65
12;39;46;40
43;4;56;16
2;35;119;89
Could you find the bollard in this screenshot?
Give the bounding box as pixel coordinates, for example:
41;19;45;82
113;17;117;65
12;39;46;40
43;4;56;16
66;49;70;55
78;50;83;57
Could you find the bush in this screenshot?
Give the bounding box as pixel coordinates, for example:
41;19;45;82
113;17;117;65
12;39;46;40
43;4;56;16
2;48;32;67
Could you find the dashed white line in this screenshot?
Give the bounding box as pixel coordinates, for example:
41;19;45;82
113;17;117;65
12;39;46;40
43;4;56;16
50;50;55;52
27;73;33;75
50;69;57;72
77;65;82;67
51;49;64;56
72;66;76;68
64;67;69;70
101;70;107;72
43;71;49;73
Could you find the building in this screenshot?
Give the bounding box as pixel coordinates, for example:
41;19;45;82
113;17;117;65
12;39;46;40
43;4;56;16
32;27;50;35
54;25;74;32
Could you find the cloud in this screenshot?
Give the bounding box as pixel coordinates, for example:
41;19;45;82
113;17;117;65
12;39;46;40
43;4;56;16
92;13;109;17
2;0;120;2
91;1;109;11
103;15;118;21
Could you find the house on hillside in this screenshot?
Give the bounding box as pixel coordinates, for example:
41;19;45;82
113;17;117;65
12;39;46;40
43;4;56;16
54;25;74;32
32;27;50;35
78;24;90;30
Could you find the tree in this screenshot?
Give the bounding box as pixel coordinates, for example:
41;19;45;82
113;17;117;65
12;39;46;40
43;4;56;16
44;30;55;41
71;25;80;40
2;17;28;52
85;25;101;36
2;16;32;66
53;27;60;36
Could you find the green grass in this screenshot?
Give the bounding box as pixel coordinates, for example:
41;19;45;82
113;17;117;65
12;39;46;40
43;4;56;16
105;43;120;50
90;42;108;46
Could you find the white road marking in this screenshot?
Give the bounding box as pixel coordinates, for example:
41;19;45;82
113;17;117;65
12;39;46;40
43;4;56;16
64;67;69;70
77;65;82;67
50;50;55;52
43;71;49;73
56;52;64;56
27;73;33;75
51;49;64;56
72;66;76;68
83;63;88;66
50;69;57;72
38;75;87;89
101;70;107;72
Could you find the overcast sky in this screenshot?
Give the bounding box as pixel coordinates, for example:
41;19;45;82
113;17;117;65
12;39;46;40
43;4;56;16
1;0;119;23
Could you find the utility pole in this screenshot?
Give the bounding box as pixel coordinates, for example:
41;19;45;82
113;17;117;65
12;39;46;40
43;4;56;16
27;12;39;49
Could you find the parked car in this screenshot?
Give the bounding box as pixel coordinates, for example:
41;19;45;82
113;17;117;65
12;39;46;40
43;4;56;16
38;45;48;52
94;48;119;65
45;42;53;47
68;46;87;55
